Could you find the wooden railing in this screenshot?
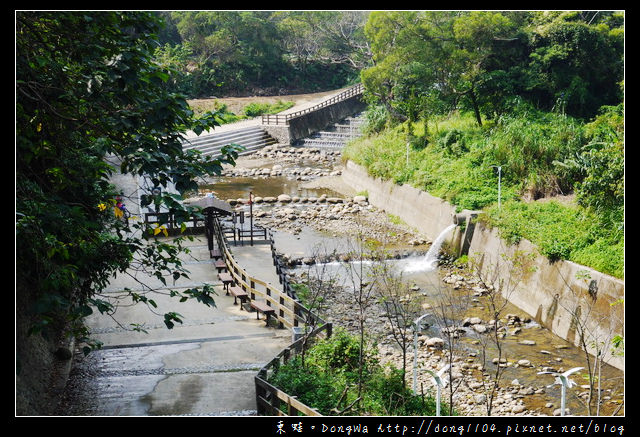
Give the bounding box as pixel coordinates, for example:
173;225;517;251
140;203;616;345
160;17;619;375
151;210;331;415
210;216;332;415
255;323;332;416
261;84;364;126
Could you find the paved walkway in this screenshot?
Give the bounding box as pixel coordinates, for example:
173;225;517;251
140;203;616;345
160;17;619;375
58;89;355;416
58;235;291;416
57;151;292;416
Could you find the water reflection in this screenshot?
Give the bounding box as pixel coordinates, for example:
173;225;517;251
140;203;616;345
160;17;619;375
200;176;341;201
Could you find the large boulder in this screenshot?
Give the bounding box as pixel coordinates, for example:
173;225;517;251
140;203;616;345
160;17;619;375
278;194;292;203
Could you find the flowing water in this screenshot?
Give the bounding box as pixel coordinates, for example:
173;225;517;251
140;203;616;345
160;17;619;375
402;224;457;273
200;154;624;417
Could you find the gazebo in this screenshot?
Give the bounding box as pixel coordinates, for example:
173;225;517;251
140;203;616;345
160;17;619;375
187;195;234;254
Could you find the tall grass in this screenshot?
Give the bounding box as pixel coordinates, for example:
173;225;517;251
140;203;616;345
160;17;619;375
342;107;623;278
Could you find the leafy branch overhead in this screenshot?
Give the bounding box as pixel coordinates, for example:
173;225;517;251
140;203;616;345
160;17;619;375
16;11;235;346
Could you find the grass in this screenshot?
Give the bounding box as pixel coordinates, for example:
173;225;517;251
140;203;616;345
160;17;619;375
482;200;624;278
268;329;449;416
343;109;624;278
188;99;294;123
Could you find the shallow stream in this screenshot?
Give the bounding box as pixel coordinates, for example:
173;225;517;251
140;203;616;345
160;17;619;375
200;151;624;417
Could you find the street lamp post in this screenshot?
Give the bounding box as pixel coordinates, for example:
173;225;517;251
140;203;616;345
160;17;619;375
249;191;254;246
490;165;502;210
425;364;450;416
537;367;584;416
412;314;431;394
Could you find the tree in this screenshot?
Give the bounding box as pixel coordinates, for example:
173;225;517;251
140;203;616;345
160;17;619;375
361;11;624;127
428;273;473;414
291;242;340;368
16;12;238;355
372;254;420;388
468;249;537;415
450;11;519;126
170;11;287;95
555;268;625;415
340;225;379;405
525;12;624;119
362;11;519;128
275;11;371;70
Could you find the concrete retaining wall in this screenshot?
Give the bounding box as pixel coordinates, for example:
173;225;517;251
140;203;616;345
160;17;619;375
341;160;624;370
341;160;460;243
468;224;624;370
263;96;366;145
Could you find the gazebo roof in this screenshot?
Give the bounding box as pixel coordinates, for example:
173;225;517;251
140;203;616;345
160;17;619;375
187;196;233;215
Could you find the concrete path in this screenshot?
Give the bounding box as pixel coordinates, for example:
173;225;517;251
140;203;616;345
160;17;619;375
57;90;355;415
57;152;292;416
59;235;291;416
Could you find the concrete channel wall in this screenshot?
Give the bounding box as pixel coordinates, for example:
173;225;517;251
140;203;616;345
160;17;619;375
341;161;624;371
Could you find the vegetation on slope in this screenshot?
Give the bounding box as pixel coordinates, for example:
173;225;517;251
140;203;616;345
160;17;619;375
344;11;623;278
344;103;623;278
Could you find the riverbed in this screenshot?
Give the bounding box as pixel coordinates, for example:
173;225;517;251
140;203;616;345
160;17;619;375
195;145;624;417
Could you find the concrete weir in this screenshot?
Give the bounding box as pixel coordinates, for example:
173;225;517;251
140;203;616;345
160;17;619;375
340;160;624;371
262;84;367;145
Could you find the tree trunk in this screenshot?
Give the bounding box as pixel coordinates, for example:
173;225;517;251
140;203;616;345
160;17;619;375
468;88;483;127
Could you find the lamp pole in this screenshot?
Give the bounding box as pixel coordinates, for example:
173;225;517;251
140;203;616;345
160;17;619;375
413;314;431;394
249;191;253;246
425;364;450;416
490;165;502;210
537;367;583;416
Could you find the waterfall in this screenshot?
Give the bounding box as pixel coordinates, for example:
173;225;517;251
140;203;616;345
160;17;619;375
403;224;457;273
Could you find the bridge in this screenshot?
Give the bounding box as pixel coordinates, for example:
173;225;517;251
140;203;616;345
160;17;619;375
180;84;365;158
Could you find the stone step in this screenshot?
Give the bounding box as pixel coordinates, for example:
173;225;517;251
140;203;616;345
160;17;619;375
182;126;277;158
294;113;366;149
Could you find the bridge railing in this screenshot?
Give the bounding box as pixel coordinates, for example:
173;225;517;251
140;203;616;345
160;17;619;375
261;84;364;126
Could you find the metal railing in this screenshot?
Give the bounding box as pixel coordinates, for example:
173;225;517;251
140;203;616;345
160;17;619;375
143;211;206;235
261;84;364;126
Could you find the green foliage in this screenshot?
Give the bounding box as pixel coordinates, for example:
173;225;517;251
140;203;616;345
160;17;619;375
362;11;623;124
242;100;295;117
154;11;365;97
483;200;623;278
575;104;624;232
344;100;623;277
16;11;236;345
269;356;341;415
269;329;446;415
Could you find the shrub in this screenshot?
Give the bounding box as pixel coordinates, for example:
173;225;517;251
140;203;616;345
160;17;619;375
269;357;341;415
268;329;447;415
243;100;294;117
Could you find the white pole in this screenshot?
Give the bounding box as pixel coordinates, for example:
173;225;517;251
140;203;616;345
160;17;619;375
425;364;449;416
406;142;410;167
413;327;418;394
497;166;502;211
490;165;502;211
561;383;567;416
537;367;582;417
412;314;430;394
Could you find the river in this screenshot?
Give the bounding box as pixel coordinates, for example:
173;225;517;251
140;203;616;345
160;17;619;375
198;145;624;417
